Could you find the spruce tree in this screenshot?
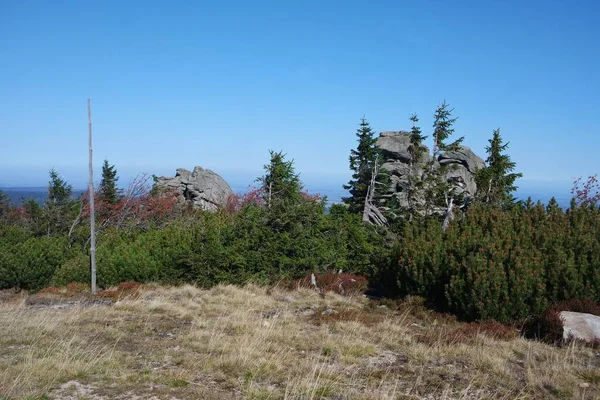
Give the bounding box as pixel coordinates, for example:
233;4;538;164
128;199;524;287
432;100;463;155
405;114;428;217
258;150;302;210
100;159;120;205
408;114;428;165
45;168;73;236
343;116;383;214
48;168;72;205
475;129;522;208
23;198;45;236
422;102;463;216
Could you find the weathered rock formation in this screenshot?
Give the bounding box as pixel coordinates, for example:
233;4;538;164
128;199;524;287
154;166;233;211
376;131;485;211
560;311;600;343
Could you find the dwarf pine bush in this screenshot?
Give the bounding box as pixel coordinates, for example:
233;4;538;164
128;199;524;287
390;202;600;322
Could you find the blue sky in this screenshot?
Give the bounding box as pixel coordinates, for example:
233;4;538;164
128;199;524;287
1;0;598;196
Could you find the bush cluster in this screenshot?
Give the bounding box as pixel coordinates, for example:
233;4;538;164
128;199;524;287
390;201;600;322
0;199;385;291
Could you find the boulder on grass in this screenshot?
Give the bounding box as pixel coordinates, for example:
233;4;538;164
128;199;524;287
560;311;600;343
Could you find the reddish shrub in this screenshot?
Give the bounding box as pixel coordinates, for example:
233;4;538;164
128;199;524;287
225;188;322;214
552;298;600;316
79;174;181;232
100;280;141;301
523;298;600;344
65;282;89;296
458;321;519;341
37;286;63;295
296;272;368;296
572;174;600;207
225;188;265;213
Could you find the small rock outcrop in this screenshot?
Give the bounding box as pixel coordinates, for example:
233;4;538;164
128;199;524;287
560;311;600;343
375;131;485;211
154;166;233;211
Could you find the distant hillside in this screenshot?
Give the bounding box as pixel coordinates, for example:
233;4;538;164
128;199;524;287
0;187;85;206
0;183;572;209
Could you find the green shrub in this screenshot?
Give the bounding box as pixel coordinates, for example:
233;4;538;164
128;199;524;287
52;252;90;286
0;236;71;290
389;203;600;322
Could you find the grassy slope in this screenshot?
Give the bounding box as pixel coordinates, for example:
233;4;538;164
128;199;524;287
0;284;599;400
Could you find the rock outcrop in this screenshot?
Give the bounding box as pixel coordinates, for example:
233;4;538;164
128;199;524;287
375;131;485;211
560;311;600;343
154;166;233;211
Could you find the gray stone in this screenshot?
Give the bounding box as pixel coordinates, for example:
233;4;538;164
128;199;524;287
375;131;484;214
438;146;485;174
444;164;477;197
560;311;600;343
154;166;233;211
377;131;431;164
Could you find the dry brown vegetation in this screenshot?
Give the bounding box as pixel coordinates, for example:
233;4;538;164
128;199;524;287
1;284;599;400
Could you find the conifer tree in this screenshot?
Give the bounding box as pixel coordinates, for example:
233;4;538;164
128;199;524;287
404;114;428;217
432;100;464;155
258;150;302;210
343;117;384;214
99;159;120;205
475;129;522;208
23;198;45;236
422;101;463;217
48;168;72;205
45;168;73;236
408;114;428;165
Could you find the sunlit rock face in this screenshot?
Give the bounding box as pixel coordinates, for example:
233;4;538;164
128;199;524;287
154;166;233;211
376;131;485;211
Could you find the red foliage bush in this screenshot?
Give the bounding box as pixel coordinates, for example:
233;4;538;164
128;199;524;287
80;174;181;231
37;282;90;298
296;272;368;296
37;286;62;295
65;282;90;296
225;188;322;214
225;188;265;213
572;174;600;207
99;280;142;301
458;320;519;341
523;298;600;343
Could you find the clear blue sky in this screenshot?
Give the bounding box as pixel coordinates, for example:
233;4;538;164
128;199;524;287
1;0;598;192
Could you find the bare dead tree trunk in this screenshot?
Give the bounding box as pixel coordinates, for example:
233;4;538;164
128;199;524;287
442;193;454;232
362;155;387;226
68;199;84;243
88;99;97;295
485;177;493;204
268;181;273;210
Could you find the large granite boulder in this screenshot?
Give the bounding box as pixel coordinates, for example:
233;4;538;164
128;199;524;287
154;166;233;211
439;146;485;197
560;311;600;343
377;131;422;164
375;131;485;211
438;147;485;174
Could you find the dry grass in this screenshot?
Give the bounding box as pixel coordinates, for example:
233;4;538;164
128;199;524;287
1;284;599;400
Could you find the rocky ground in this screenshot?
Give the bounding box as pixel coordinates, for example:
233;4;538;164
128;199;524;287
0;284;599;400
